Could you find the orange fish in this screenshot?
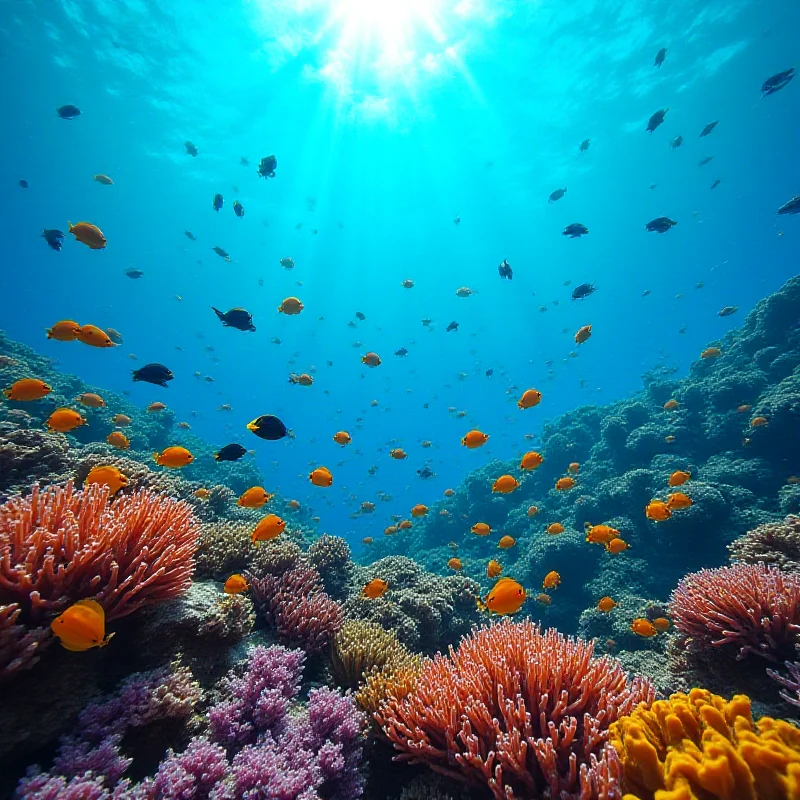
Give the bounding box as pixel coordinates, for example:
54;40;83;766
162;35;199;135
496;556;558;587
471;522;491;536
669;470;690;487
462;429;489;449
361;352;382;367
390;448;407;459
546;522;564;535
47;320;81;341
148;402;167;412
361;501;376;513
398;520;412;530
630;618;657;638
700;347;722;359
645;500;672;521
574;325;592;344
85;465;128;495
333;431;352;445
278;297;304;315
518;389;542;409
664;435;676;443
542;570;561;590
663;399;679;410
362;579;389;599
444;489;455;497
289;372;313;386
597;597;616;612
224;574;249;594
238;486;273;508
751;416;768;427
68;221;107;249
520;451;544;470
737;404;752;414
498;535;516;549
666;492;692;510
47;407;86;432
251;514;286;543
492;475;519;494
76;324;115;348
652;617;671;633
411;504;428;517
605;538;629;554
76;392;105;408
309;467;333;487
536;593;552;605
362;537;373;545
3;378;52;401
477;577;526;615
568;462;580;474
153;446;194;468
527;505;540;517
555;476;575;491
487;559;503;578
287;499;301;510
112;414;132;426
51;599;113;651
384;526;398;536
447;557;463;571
194;488;211;500
585;523;620;545
177;422;191;430
106;431;130;450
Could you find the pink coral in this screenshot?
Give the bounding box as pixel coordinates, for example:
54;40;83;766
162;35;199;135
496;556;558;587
670;563;800;661
376;619;654;800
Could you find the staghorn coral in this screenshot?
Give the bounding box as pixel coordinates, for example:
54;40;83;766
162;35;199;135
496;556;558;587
308;533;352;598
768;660;800;708
376;619;655;800
609;687;800;799
670;563;800;661
330;619;416;691
249;562;344;653
729;514;800;572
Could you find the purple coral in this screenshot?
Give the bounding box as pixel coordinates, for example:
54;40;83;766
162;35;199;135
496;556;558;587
248;564;344;653
767;660;800;707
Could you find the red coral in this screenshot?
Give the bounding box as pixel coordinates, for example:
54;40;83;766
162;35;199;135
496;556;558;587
248;563;343;654
375;619;654;800
670;563;800;661
0;481;200;626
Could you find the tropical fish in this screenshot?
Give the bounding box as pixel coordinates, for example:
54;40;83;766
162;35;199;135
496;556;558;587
585;523;620;545
56;104;81;119
605;538;629;554
94;174;114;185
669;470;691;486
68;221;106;249
471;523;491;536
390;448;407;459
568;463;580;474
224;574;249;594
112;414;132;426
147;402;167;412
278;297;304;315
477;577;526;615
215;443;247;462
751;416;768;427
106;431;130;450
238;486;273;508
247;415;289;440
563;223;589;238
47;320;81;341
4;378;52;401
362;579;388;599
251;514;286;543
309;467;333;487
153;446;194;468
492;475;520;494
652;617;671;632
361;352;382;367
520;451;544;470
487;560;503;579
597;597;616;612
498;535;516;549
663;399;679;410
50;599;113;651
462;430;489;448
542;571;561;589
574;325;592;344
536;593;552;605
411;504;428;517
666;492;692;510
133;363;174;387
447;557;463;571
333;431;351;445
76;325;115;348
555;477;575;491
630;618;658;637
546;522;564;535
645;500;672;521
194;488;211;500
700;347;722;359
47;408;86;432
646;107;668;133
85;465;128;495
527;506;540;517
518;389;542;409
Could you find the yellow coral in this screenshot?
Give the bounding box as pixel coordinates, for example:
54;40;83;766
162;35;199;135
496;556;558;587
609;687;800;800
330;619;413;690
355;658;422;714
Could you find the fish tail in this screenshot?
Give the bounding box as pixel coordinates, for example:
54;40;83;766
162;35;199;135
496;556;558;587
152;452;159;464
68;220;73;231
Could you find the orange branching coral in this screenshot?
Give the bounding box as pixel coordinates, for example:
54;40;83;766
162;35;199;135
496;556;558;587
609;687;800;800
0;481;200;624
376;619;655;800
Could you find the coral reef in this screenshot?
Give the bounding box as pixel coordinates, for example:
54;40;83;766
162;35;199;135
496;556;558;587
729;514;800;572
377;619;654;799
308;534;352;599
768;660;800;708
609;687;800;799
670;563;800;661
248;563;344;653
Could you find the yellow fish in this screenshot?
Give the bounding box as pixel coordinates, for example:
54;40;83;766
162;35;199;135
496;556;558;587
50;599;114;651
85;465;128;495
153;446;194;468
477;577;526;616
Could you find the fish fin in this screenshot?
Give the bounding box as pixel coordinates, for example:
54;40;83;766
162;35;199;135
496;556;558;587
68;221;73;231
152;452;159;463
100;632;115;648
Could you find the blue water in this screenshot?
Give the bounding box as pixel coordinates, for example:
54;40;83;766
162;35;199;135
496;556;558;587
1;0;797;545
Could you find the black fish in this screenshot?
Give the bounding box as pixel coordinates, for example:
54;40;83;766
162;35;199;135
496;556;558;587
257;155;277;179
453;215;460;225
671;135;683;149
214;443;247;462
446;321;459;332
213;193;223;212
579;138;590;153
212;245;229;258
762;68;794;97
485;369;494;377
710;179;721;190
563;223;589;238
41;229;64;252
698;156;714;167
417;466;436;479
56;104;81;120
571;283;596;300
132;363;174;388
646;217;678;233
654;47;667;68
498;259;513;280
19;179;28;189
777;195;800;215
394;347;408;357
240;156;250;166
646;108;668;133
185;141;198;157
212;307;255;332
699;121;718;138
125;268;144;279
549;188;566;203
355;312;366;321
233;201;245;218
247;414;289;440
184;230;197;241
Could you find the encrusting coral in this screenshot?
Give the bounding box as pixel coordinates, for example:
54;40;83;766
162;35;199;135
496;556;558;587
608;687;800;799
376;619;655;800
728;515;800;572
308;533;352;598
670;563;800;661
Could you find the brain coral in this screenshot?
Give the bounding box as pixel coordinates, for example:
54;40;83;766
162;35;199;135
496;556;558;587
609;688;800;799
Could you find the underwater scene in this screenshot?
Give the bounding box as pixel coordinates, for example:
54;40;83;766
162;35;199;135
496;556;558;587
1;0;800;797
